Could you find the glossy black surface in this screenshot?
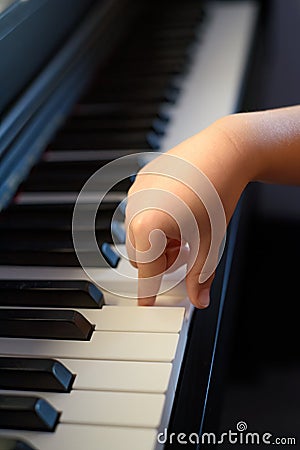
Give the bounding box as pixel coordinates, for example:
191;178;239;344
0;357;75;392
0;309;94;340
0;395;60;431
0;279;104;308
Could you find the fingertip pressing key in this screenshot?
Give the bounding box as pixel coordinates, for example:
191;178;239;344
138;296;156;306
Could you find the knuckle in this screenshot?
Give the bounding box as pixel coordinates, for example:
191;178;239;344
130;210;165;234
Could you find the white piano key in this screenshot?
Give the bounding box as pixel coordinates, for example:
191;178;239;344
44;149;144;162
0;331;179;361
60;359;172;393
73;306;185;333
0;424;158;450
0;390;165;428
15;192;126;204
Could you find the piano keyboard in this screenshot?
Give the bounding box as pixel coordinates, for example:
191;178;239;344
0;1;258;449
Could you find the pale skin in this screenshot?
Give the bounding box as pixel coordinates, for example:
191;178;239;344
126;105;300;308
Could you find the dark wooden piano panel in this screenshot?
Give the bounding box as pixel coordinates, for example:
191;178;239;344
0;0;96;114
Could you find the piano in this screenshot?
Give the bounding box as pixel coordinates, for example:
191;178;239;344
0;0;259;448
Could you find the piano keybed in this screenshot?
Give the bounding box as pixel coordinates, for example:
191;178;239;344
0;1;258;449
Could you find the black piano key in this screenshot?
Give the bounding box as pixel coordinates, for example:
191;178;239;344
119;33;196;49
117;52;189;68
101;242;120;268
0;357;75;393
147;27;198;40
0;228;113;251
116;45;192;61
0;436;37;450
90;74;179;91
104;59;187;76
0;249;114;267
121;43;195;65
21;175;132;193
84;85;180;103
0;309;94;340
0;280;104;308
152;118;168;135
31;159;114;173
0;395;60;431
0;203;118;230
72;102;170;121
62;116;168;134
50;130;160;150
19;160;134;193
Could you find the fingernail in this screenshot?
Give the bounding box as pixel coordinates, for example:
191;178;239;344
197;288;210;308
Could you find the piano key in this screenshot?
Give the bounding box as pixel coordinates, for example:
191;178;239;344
0;436;37;450
73;101;170;120
0;249;109;268
73;305;185;333
83;86;179;104
14;191;126;204
0;250;109;268
0;395;60;432
0;202;120;230
141;19;202;32
0;331;179;361
104;59;187;77
43;148;146;162
89;74;181;92
20;165;134;193
0;309;94;341
0;306;185;334
0;425;157;450
0;246;188;305
21;176;132;193
59;359;172;393
61;116;168;134
0;390;165;429
0;357;74;393
26;159;135;177
84;85;180;103
116;45;192;62
0;280;104;308
147;28;198;41
116;58;189;75
100;242;121;268
119;37;195;58
0;229;112;250
0;230;122;267
111;220;126;244
50;130;160;150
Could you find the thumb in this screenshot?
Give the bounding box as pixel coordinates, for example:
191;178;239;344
186;270;215;309
197;273;215;309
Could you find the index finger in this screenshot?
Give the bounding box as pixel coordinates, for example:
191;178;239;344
137;253;167;306
128;211;171;305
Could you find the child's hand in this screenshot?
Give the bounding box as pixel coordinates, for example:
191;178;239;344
125;117;250;308
125;106;300;308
